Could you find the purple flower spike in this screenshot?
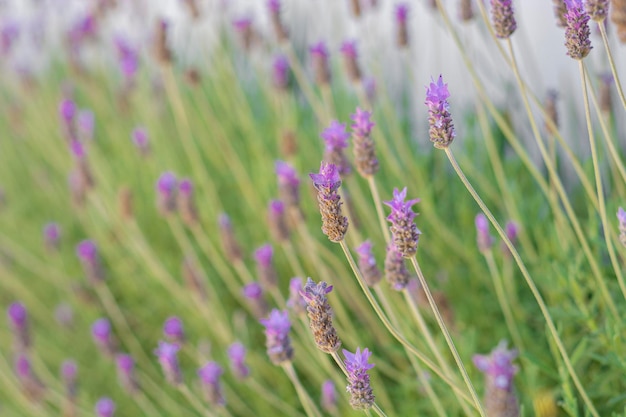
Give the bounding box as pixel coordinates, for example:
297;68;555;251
70;139;86;159
351;108;378;177
254;244;278;288
618;207;626;247
155;341;182;386
310;162;342;193
260;309;294;364
116;353;139;394
243;282;268;319
310;162;348;242
178;178;198;226
564;0;592;59
92;318;115;356
310;41;331;86
395;4;409;47
321;380;337;413
384;187;421;258
395;4;408;23
8;301;30;349
343;347;375;410
227;342;250;379
425;75;455;149
76;239;104;283
301;278;341;353
287;277;307;315
44;222;61;249
156;171;177;216
340;40;361;82
267;0;288;41
15;353;45;401
586;0;609;21
61;359;78;398
490;0;517;39
475;213;494;253
59;99;76;125
473;341;519;416
272;54;290;91
131;127;150;155
356;240;382;286
268;199;289;242
95;397;116;417
198;362;225;406
276;160;300;209
77;110;94;141
267;0;281;12
163;316;185;344
502;220;519;257
254;244;273;268
321;121;351;176
232;17;252;32
340;40;358;59
384;244;410;290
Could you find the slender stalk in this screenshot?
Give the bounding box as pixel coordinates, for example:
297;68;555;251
282;362;323;417
179;384;215;417
443;147;600;417
578;61;626;301
408;257;486;417
597;22;626;113
367;176;391;244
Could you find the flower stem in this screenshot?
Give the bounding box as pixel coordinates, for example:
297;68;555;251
282;362;323;417
598;22;626;113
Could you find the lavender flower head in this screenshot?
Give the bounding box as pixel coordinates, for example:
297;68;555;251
154;341;183;386
156;171;177;216
268;199;290;242
260;309;294;364
475;213;494;253
272;54;290;91
178;178;198;226
309;41;331;86
114;36;139;81
243;282;268;319
61;360;78;384
267;0;288;41
15;354;45;401
351;107;379;177
301;278;341;353
43;222;61;249
219;213;243;262
287;277;307;315
92;318;116;356
77;109;94;141
310;162;349;242
321;379;338;413
116;354;139;394
340;40;361;82
490;0;517;39
473;341;519;417
232;17;254;50
254;244;278;288
343;347;375;410
8;301;30;349
564;0;592;60
384;187;421;258
276;160;300;210
425;75;456;149
59;99;76;126
227;342;250;379
356;240;382;286
395;4;409;47
384;244;411;290
70;139;86;159
618;207;626;247
163;316;185;344
198;362;225;406
95;397;116;417
321;120;352;176
76;239;104;283
502;220;519;257
132;127;150;155
585;0;609;21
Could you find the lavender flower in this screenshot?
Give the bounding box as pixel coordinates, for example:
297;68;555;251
502;221;519;257
585;0;609;21
116;354;139;395
340;40;361;83
227;342;250;379
350;0;362;17
554;0;568;27
232;17;254;50
76;239;104;283
618;207;626;247
310;162;349;242
287;277;307;316
59;99;76;128
321;379;338;413
351;107;379;177
70;139;86;160
178;178;199;226
267;0;289;42
95;397;116;417
272;54;290;91
276;160;301;210
268;200;290;242
243;282;269;319
198;362;226;406
301;278;341;353
356;240;382;286
131;127;150;156
77;109;94;141
310;41;331;86
322;120;352;176
219;214;243;262
260;309;294;364
475;214;494;253
384;244;411;290
163;316;185;344
425;75;455;149
156;171;177;216
154;19;171;64
363;76;377;104
114;36;139;82
599;73;614;114
395;4;409;47
343;347;375;410
43;222;61;250
92;318;116;356
155;341;183;386
564;0;592;60
15;354;45;401
8;302;30;350
254;244;278;288
490;0;517;38
61;360;78;398
460;0;474;21
611;0;626;43
384;187;421;258
473;341;519;417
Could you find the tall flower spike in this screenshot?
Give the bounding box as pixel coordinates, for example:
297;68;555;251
356;240;382;286
76;239;104;284
154;341;182;386
92;318;116;356
15;354;45;401
321;379;338;413
340;40;361;83
473;341;519;417
61;359;78;402
321;120;352;176
611;0;626;43
585;0;609;21
287;277;307;315
227;342;250;379
460;0;474;21
343;347;375;410
309;41;331;87
198;362;226;406
156;171;177;216
300;278;341;353
501;221;519;257
425;75;456;149
351;107;379;177
272;54;290;91
490;0;517;38
384;187;421;258
218;214;243;262
395;4;409;48
8;302;30;350
232;17;254;50
384;244;411;290
267;0;289;42
260;309;294;365
475;213;494;253
43;222;61;250
275;161;300;211
309;162;349;242
553;0;568;27
178;178;199;227
77;109;94;141
116;354;139;395
131;127;150;156
617;207;626;247
163;316;185;344
564;0;592;60
95;397;116;417
268;200;290;242
243;282;269;319
254;244;278;288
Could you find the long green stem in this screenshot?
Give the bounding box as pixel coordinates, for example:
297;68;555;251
443;147;600;417
282;362;323;417
367;176;391;244
597;22;626;113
